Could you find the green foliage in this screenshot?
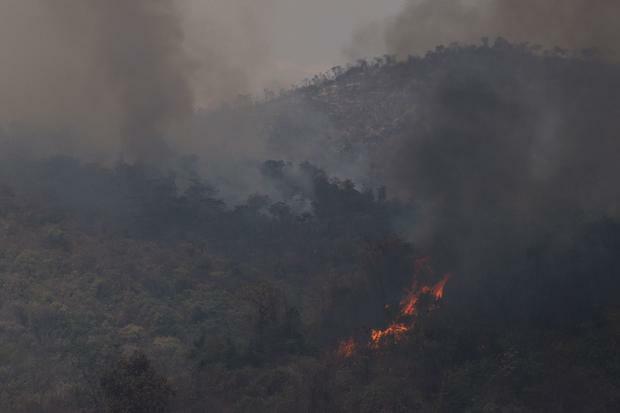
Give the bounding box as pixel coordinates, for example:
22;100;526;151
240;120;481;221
100;352;174;413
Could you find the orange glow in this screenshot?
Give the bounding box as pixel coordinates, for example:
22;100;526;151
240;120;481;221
400;274;451;317
335;258;452;356
431;273;450;300
414;256;433;275
370;323;409;347
368;267;451;350
337;338;357;358
401;291;420;316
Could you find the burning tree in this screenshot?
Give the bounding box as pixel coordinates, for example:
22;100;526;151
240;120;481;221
338;257;451;356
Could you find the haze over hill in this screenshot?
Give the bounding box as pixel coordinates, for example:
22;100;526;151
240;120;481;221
352;0;620;58
0;1;619;412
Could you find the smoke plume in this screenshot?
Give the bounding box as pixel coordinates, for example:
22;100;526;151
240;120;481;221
0;0;278;163
358;0;620;58
0;0;194;162
373;44;620;281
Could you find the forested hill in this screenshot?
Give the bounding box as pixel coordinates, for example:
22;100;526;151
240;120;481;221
193;39;620;196
1;40;620;412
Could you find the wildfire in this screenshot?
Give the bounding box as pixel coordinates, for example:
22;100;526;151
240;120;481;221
337;337;357;358
370;323;409;348
337;258;452;356
401;290;421;317
401;273;451;317
430;273;450;300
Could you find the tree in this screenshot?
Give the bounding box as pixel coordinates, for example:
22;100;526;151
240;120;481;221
100;351;174;413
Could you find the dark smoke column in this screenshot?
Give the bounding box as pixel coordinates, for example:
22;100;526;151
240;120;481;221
99;0;193;163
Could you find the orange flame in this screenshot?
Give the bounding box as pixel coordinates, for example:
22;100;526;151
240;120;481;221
400;273;451;317
336;258;452;357
431;273;450;300
401;292;421;317
370;323;409;347
337;337;357;358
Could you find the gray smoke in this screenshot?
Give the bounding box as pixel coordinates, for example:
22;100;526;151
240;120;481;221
350;0;620;59
375;44;620;274
0;0;278;163
340;0;620;265
74;0;194;163
0;0;194;163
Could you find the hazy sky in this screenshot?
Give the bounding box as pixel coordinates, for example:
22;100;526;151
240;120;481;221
270;0;405;70
0;0;406;135
177;0;406;99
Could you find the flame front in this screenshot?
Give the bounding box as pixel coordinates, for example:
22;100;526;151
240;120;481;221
431;273;450;300
337;258;452;357
370;323;409;347
400;273;451;317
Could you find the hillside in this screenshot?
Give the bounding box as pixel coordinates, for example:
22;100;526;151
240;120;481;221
1;41;620;412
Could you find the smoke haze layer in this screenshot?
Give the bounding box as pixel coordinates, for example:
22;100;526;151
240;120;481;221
350;0;620;59
0;0;194;162
0;0;280;162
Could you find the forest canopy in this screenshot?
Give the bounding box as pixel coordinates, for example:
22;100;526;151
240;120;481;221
0;41;619;412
